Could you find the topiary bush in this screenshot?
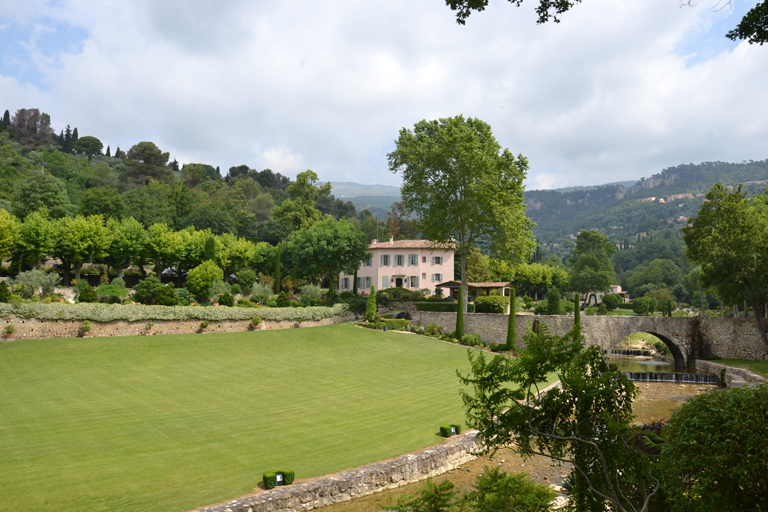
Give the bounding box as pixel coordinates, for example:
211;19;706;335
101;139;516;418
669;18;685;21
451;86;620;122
0;280;10;303
632;296;657;316
276;291;290;308
474;295;508;314
602;293;622;311
263;469;295;489
187;260;224;303
661;384;768;512
155;283;178;306
132;277;164;305
78;285;98;303
365;285;377;321
439;424;461;437
217;292;235;307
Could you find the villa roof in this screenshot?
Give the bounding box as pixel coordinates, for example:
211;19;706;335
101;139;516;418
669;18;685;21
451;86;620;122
435;281;512;289
368;239;455;250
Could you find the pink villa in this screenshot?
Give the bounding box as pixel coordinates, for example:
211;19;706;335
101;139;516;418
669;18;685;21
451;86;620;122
339;238;455;295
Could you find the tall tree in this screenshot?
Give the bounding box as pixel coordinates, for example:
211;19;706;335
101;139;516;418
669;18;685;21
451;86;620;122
16;208;56;269
123;141;172;185
10;108;55;147
105;145;111;157
0;209;21;262
388;115;535;336
13;172;73;219
271;170;326;232
103;217;148;279
569;230;615;307
73;135;103;156
1;109;10;131
54;215;111;282
287;216;369;296
683;183;768;350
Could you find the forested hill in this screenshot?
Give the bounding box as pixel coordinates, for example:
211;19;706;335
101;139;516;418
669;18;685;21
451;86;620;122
525;160;768;241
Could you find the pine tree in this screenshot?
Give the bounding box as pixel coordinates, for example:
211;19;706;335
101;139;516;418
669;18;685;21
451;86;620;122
62;125;72;152
105;145;111;157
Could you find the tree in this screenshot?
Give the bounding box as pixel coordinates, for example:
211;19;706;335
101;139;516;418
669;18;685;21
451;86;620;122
55;215;111;282
10;108;55;146
446;0;768;45
632;296;657;316
79;187;126;219
13;173;73;219
466;246;493;282
132;277;165;305
146;223;182;275
459;326;662;512
287;216;369;296
683;183;768;350
546;286;561;315
123;142;172;184
1;109;10;131
366;284;377;321
104;217;148;279
0;209;21;261
186;260;224;302
388;115;535;338
16;208;56;269
601;293;622;311
73;136;103;156
506;287;516;350
569;230;615;307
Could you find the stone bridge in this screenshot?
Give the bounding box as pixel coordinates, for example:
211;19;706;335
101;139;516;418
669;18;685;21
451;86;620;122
409;312;768;365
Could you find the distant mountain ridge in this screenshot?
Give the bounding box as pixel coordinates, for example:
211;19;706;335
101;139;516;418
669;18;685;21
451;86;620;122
330;182;401;198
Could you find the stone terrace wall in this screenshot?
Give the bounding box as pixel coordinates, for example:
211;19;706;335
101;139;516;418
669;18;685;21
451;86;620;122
192;431;479;512
0;313;356;341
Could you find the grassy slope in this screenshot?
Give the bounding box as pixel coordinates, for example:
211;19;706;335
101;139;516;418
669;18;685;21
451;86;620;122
0;323;511;512
714;360;768;378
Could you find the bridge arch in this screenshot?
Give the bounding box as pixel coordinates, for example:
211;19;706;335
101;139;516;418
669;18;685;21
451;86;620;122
609;331;686;368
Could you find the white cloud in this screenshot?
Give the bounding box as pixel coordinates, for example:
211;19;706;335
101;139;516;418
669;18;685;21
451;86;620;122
0;0;766;189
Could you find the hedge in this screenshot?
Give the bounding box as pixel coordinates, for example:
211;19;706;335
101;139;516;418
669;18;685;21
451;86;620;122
0;302;349;323
355;319;411;331
474;296;508;314
415;303;475;313
439;424;462;437
263;469;295;489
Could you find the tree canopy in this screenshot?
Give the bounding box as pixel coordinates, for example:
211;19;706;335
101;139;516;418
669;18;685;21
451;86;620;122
388;115;535;325
569;229;615;303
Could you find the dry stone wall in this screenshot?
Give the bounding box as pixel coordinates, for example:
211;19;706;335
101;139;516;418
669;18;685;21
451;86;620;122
192;431;479;512
0;313;356;341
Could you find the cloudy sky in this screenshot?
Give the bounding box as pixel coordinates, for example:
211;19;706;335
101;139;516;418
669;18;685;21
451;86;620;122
1;0;766;190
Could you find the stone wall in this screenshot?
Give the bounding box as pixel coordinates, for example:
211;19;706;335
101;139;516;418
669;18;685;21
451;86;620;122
695;359;766;387
0;313;356;341
409;312;768;362
192;431;479;512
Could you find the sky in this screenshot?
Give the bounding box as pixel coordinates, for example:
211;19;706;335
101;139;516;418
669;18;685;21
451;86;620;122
1;0;766;190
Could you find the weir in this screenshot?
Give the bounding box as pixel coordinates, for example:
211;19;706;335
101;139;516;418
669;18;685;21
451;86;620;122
622;372;718;384
611;349;651;357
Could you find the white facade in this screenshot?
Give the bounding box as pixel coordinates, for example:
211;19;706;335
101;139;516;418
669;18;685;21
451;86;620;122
339;238;455;295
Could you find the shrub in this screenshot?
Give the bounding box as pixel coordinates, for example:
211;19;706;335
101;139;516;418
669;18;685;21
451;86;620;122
78;285;98;303
12;270;61;298
111;277;126;288
345;296;366;316
97;284;130;304
75;279;90;292
474;295;508;314
597;303;608;315
78;320;91;335
533;300;548;315
632;296;657;316
215;292;234;307
299;285;324;301
661;384;768;512
235;268;257;292
563;300;575;313
375;292;390;307
186;261;224;302
155;284;178;306
251;282;272;304
209;280;230;299
522;296;534;309
199;321;210;329
602;293;622;311
464;466;556;512
229;283;240;295
262;469;295;489
584;306;597;316
439;424;461;437
175;287;191;306
378;318;410;331
0;280;10;302
338;291;355;300
132;277;164;305
276;291;290;308
5;324;15;334
547;287;561;315
414;302;475;313
248;317;262;330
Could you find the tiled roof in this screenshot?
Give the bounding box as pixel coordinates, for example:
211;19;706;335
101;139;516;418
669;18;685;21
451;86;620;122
368;239;455;250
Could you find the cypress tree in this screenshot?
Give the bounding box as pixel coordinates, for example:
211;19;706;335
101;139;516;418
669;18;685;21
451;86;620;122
547;287;561;315
1;109;9;130
573;292;581;342
506;287;516;351
105;145;111;157
274;251;281;294
455;285;464;339
114;146;123;158
365;284;377;322
72;127;78;142
352;270;358;294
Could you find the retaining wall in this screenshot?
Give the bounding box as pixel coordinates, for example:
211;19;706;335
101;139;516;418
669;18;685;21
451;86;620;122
0;313;356;341
192;431;479;512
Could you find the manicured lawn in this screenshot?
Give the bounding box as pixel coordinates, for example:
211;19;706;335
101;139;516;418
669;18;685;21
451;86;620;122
715;359;768;378
0;323;529;512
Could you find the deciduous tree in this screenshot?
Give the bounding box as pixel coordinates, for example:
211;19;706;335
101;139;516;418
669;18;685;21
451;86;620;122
569;230;615;307
13;173;73;219
55;215;111;282
10;108;55;147
16;208;56;269
388;115;535;338
0;209;21;261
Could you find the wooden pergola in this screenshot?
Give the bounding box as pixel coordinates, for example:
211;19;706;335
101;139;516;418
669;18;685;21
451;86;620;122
435;281;513;299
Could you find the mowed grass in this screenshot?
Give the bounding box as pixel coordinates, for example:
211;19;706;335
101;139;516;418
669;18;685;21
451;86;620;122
0;323;502;512
715;359;768;378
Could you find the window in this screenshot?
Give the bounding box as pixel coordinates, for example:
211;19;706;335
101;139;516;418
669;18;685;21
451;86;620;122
382;276;389;289
432;256;443;265
342;277;349;289
357;277;364;289
409;276;419;288
432;273;443;282
394;254;405;266
422;273;426;279
365;276;372;288
362;256;372;267
380;254;390;266
408;254;418;266
423;256;427;263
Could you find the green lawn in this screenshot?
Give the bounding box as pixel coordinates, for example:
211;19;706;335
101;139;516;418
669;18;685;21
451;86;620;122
714;359;768;378
0;323;520;512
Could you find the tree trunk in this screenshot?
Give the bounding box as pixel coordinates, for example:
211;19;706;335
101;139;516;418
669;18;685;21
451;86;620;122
74;262;83;282
506;287;516;350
